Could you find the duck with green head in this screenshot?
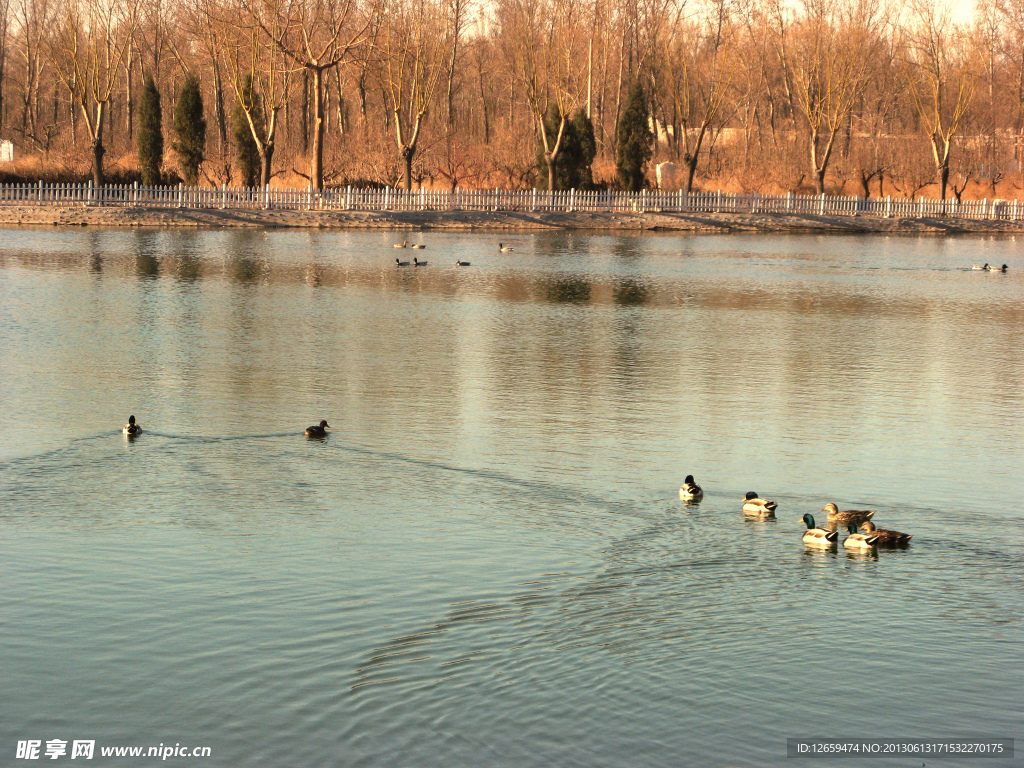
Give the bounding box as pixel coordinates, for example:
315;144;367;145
122;415;142;436
801;514;838;547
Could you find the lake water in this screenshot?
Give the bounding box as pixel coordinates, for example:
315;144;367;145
1;228;1022;767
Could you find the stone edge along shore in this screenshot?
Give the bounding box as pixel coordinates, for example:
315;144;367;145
1;204;1024;234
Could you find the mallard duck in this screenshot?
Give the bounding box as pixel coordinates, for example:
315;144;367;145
456;260;471;266
413;257;428;266
679;474;703;501
971;263;989;270
802;514;838;547
394;241;408;248
122;414;142;435
499;243;514;252
860;521;912;546
822;502;875;530
411;244;426;249
743;491;777;516
304;419;330;437
844;522;880;549
396;257;410;266
988;263;1008;272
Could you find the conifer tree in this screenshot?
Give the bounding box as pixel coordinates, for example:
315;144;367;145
616;81;653;192
172;75;207;186
232;75;262;188
137;74;163;186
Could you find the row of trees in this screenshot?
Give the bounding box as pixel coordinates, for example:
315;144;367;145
1;0;1022;198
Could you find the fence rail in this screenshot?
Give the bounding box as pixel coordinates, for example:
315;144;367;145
0;181;1021;221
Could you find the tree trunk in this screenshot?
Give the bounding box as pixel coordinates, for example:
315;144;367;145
91;101;106;186
311;67;325;191
402;145;413;190
260;142;274;188
547;153;557;191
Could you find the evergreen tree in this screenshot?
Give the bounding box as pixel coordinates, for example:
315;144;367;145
172;75;207;186
616;80;653;192
137;74;163;186
536;106;598;190
233;75;263;188
571;108;597;189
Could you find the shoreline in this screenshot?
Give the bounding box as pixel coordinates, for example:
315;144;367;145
1;204;1024;234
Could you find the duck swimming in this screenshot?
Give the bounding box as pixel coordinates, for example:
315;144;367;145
414;257;428;266
396;257;410;266
822;502;875;530
843;522;880;550
743;491;778;516
456;260;471;266
499;243;514;252
679;475;703;501
122;415;142;435
394;241;408;248
802;514;838;547
860;521;912;546
988;263;1008;272
971;263;989;270
304;420;330;437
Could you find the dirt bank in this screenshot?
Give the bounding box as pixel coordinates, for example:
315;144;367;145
1;204;1023;233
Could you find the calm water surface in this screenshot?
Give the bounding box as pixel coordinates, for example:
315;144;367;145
1;228;1022;767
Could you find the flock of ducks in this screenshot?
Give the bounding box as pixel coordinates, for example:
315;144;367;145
972;263;1009;271
679;475;913;551
393;241;514;267
120;417;915;555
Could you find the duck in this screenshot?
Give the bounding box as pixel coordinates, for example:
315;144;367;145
413;257;428;266
988;263;1008;272
411;243;426;249
844;522;880;550
801;514;838;547
860;520;912;546
394;241;408;248
456;259;471;266
971;263;989;270
679;475;703;501
499;243;514;252
396;257;410;266
304;419;330;437
122;414;142;435
743;491;778;516
822;502;875;530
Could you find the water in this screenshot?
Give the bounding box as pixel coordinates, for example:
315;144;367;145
1;228;1022;767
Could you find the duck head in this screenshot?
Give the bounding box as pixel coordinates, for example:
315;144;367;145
744;491;759;501
821;502;839;514
684;475;695;484
802;513;817;529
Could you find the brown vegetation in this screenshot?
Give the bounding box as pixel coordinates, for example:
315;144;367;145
0;0;1022;199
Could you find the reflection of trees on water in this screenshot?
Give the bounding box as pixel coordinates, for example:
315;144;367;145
613;279;647;306
133;231;161;279
545;277;591;304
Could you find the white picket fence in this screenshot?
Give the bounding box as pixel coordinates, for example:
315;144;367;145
0;181;1021;221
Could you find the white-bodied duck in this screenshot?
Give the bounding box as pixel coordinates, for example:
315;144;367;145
802;514;838;547
743;491;778;516
679;475;703;501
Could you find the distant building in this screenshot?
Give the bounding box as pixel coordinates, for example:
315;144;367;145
0;140;13;162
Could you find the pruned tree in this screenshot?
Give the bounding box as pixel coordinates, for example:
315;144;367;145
49;0;140;185
233;73;262;185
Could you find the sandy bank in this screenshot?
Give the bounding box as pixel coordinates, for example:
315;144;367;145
1;204;1023;234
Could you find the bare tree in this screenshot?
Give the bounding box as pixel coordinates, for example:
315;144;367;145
902;0;977;199
49;0;140;184
380;0;452;189
499;0;586;190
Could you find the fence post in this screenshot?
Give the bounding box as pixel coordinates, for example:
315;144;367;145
38;179;43;202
